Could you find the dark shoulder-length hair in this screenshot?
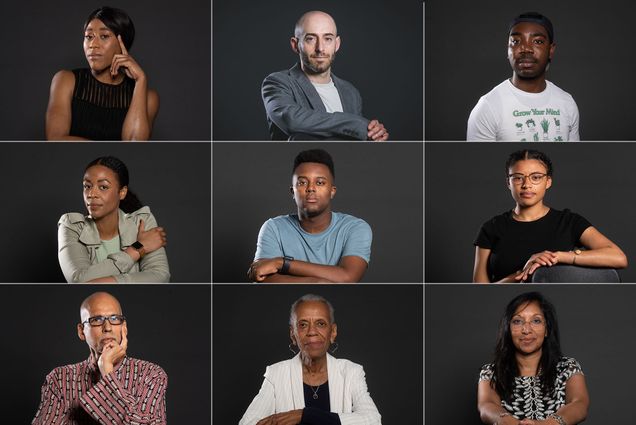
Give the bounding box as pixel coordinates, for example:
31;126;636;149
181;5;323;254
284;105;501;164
491;291;562;402
85;156;143;213
84;6;135;51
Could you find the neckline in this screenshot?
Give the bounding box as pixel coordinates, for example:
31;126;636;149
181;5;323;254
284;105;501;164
509;208;552;223
506;78;550;96
86;68;128;88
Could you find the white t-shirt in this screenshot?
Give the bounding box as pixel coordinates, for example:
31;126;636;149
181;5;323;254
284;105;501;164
467;79;579;141
312;79;344;113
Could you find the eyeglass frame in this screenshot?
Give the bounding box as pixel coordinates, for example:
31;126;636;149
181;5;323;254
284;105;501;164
509;317;546;330
81;314;126;327
507;172;549;185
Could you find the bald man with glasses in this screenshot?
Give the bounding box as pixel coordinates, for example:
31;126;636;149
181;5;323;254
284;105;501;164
32;291;167;424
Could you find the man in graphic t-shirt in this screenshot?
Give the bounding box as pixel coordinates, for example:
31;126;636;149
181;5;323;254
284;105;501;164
262;10;388;141
467;12;579;141
247;149;372;283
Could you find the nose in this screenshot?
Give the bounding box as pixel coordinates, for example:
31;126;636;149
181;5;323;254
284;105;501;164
86;186;97;198
520;321;532;333
520;176;532;188
306;181;316;192
519;39;533;54
102;320;112;332
314;38;323;53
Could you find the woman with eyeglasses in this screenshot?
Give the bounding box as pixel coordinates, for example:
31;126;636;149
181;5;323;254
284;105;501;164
239;294;381;425
478;292;589;425
473;149;627;283
58;156;170;283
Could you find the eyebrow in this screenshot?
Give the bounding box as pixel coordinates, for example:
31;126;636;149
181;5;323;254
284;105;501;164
297;175;328;179
510;31;547;38
85;27;112;32
304;32;336;37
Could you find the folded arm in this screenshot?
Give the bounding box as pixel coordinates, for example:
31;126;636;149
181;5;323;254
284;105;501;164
262;73;369;140
80;366;167;425
249;256;367;283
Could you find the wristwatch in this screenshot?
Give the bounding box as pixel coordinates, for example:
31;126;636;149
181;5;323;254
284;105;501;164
280;255;294;274
548;413;566;425
131;241;146;259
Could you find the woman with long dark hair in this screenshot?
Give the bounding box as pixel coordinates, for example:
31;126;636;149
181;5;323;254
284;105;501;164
473;149;627;282
478;292;589;425
58;156;169;282
46;6;159;140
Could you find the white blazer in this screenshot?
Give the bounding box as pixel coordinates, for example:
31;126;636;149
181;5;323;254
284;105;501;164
239;353;381;425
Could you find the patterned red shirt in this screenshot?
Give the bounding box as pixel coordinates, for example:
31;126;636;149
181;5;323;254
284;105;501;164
32;356;167;425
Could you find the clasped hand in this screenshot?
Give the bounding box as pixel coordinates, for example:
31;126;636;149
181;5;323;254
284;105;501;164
515;250;563;282
136;219;167;253
247;258;282;282
255;409;303;425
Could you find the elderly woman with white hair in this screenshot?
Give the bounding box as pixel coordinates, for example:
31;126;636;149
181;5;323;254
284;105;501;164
239;294;381;425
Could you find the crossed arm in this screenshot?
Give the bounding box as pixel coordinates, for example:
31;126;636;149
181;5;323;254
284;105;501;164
473;226;628;283
248;256;368;283
477;374;589;425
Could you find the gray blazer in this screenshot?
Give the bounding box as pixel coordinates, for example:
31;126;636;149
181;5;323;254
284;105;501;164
58;206;170;283
262;63;369;140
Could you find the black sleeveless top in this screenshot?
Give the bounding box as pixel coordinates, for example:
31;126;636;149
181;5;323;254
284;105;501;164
70;68;135;140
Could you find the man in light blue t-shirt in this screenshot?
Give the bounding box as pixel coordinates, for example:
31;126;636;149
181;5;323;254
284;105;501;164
247;149;372;283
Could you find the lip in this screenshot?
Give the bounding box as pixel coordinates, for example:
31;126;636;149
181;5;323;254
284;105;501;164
305;198;318;203
87;54;102;60
101;337;116;344
87;203;102;209
519;192;535;198
304;341;324;347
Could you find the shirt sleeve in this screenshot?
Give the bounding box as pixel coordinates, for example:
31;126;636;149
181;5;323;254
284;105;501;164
559;357;584;381
254;219;284;260
567;98;580;141
567;211;592;243
474;219;496;249
478;363;495;382
341;220;373;263
467;97;499;141
238;374;276;425
32;371;68;425
262;72;369;141
79;364;168;425
337;365;382;425
114;212;171;283
58;214;136;283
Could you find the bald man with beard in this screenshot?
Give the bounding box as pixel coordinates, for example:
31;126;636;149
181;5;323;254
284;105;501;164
262;10;389;141
32;292;167;425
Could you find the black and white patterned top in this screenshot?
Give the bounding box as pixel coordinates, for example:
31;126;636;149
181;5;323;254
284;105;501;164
479;356;583;420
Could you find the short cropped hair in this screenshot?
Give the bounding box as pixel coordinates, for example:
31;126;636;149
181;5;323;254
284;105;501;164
85;6;136;50
292;149;336;180
505;149;553;177
289;294;336;327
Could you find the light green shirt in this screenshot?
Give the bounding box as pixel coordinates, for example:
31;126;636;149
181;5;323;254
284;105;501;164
95;235;121;263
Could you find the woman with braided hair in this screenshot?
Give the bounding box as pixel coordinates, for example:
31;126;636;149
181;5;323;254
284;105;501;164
58;156;170;282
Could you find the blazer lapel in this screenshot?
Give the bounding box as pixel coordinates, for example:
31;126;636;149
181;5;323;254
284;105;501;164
331;74;353;113
327;353;344;413
290;63;327;113
290;353;305;409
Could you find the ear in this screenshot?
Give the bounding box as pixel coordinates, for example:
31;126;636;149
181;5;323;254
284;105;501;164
506;177;512;190
119;185;128;200
330;185;337;200
335;35;341;53
330;323;338;342
545;176;552;190
77;323;86;341
290;37;299;54
289;325;296;344
549;42;556;61
290;185;295;197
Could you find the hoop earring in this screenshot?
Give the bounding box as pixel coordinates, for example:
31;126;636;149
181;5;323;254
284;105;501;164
329;341;339;354
289;343;299;355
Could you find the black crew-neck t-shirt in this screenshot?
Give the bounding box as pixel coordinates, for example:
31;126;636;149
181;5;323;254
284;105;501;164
474;208;592;282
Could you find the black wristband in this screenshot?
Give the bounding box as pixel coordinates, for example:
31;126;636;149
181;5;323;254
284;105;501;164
280;256;293;274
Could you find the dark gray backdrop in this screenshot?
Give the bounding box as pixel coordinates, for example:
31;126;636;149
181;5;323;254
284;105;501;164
0;143;210;282
213;284;423;424
213;142;423;282
1;0;210;140
213;0;423;141
425;142;634;282
0;284;210;424
425;0;636;140
426;284;636;424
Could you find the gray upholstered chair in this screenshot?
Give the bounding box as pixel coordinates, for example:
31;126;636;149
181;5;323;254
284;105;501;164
531;264;620;283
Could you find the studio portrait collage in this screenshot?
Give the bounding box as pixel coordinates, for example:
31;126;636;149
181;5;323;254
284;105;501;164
1;1;629;424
